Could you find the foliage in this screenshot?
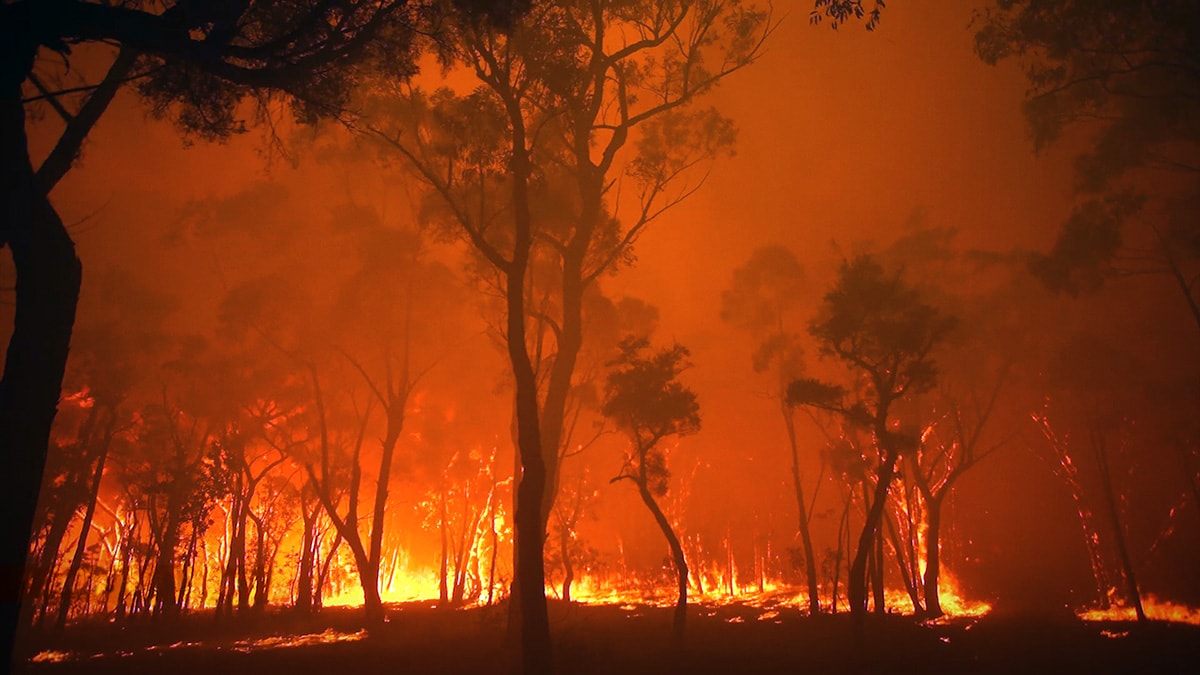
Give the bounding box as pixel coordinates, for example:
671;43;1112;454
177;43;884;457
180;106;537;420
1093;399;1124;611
809;255;955;405
974;0;1200;313
603;337;700;495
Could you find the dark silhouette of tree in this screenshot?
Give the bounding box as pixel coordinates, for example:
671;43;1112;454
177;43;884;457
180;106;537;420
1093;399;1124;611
51;270;174;630
547;472;599;603
1034;335;1156;621
0;0;438;661
603;337;700;641
721;245;824;615
367;3;769;669
787;255;953;635
905;383;1008;618
975;0;1200;337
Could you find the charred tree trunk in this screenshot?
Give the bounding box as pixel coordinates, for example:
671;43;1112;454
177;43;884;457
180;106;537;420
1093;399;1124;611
152;515;180;618
55;409;116;629
506;132;551;675
850;450;898;633
295;502;319;612
782;403;820;615
559;526;574;603
439;481;449;605
883;507;922;615
922;496;944;619
635;478;688;641
872;526;885;615
1093;429;1145;622
1;55;82;670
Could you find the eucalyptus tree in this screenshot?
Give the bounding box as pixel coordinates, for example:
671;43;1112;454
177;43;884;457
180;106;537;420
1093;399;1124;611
603;336;700;640
366;4;769;667
788;255;954;633
975;0;1200;337
721;245;824;615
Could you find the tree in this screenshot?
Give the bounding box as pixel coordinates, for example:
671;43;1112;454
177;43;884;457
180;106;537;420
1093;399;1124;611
721;245;824;615
975;0;1200;337
787;255;954;634
367;2;769;669
1;0;432;661
603;336;700;640
905;383;1007;618
1034;335;1155;621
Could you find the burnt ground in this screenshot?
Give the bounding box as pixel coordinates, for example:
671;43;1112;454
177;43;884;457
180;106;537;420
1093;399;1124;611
13;598;1199;674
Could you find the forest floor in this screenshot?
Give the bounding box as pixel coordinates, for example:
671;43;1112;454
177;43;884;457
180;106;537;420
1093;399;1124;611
13;595;1199;674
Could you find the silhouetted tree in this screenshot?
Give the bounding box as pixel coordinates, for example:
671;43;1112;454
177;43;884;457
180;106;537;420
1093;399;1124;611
976;0;1200;337
722;245;825;615
604;337;700;640
368;3;768;668
0;0;437;660
788;255;953;634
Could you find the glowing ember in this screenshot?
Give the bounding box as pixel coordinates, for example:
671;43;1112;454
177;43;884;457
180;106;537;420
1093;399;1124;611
30;651;73;664
233;629;368;651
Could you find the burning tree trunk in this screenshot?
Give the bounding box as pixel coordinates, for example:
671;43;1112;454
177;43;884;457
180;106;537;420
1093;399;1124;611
1033;409;1117;610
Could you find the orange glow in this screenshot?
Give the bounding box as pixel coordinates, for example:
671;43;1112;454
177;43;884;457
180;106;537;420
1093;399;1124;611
1078;596;1200;625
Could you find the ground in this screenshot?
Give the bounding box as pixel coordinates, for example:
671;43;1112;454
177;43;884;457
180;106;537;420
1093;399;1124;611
14;598;1199;674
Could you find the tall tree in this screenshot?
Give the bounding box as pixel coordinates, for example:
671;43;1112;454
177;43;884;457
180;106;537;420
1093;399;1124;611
788;255;954;634
721;245;823;615
367;2;769;669
603;336;700;640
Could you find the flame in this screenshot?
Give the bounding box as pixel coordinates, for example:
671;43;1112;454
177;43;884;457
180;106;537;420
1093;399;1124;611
233;629;367;651
321;565;445;607
1077;595;1200;625
30;651;73;664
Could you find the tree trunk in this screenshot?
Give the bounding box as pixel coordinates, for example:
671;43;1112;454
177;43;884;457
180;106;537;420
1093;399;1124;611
506;129;551;675
153;519;179;617
1;39;83;668
439;482;449;605
849;452;898;634
559;526;574;603
55;410;116;629
782;403;820;615
295;503;318;612
1093;430;1145;622
883;507;922;615
922;497;944;619
636;481;688;641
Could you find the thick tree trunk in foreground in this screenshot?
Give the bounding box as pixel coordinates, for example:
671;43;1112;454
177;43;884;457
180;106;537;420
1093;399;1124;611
503;123;551;675
1;34;83;668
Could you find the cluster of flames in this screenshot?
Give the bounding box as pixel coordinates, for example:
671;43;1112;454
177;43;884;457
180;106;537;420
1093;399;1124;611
1077;596;1200;625
318;557;993;620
